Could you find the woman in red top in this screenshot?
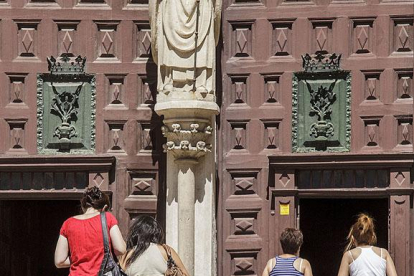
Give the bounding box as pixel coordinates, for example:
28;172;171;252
54;187;126;276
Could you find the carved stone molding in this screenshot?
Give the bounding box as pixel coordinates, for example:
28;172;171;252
161;121;213;161
0;155;115;198
124;170;158;217
6;73;28;107
155;101;219;161
14;20;41;59
5;119;28;155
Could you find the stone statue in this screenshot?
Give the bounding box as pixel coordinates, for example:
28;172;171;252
149;0;221;101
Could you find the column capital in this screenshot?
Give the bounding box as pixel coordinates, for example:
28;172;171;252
162;121;213;161
156;100;219;161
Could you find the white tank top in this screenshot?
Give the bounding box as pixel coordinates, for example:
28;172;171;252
125;243;168;276
349;247;386;276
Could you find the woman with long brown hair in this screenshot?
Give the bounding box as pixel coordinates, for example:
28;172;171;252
120;215;189;276
337;213;398;276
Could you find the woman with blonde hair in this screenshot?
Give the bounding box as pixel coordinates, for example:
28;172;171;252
337;213;398;276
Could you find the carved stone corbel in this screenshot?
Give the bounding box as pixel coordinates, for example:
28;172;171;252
162;122;213;161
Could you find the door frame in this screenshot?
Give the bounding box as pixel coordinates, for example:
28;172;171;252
268;153;414;276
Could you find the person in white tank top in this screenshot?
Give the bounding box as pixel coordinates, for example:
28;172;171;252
337;214;398;276
119;215;189;276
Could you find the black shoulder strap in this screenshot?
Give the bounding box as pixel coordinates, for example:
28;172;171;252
99;212;110;275
100;212;110;254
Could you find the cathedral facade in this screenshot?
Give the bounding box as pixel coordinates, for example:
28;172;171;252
0;0;413;275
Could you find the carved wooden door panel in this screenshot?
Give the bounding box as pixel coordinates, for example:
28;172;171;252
219;0;413;276
0;0;163;236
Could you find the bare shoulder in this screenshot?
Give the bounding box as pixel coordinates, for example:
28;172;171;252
300;258;312;275
298;258;311;269
342;250;354;264
349;248;362;261
380;247;391;259
302;258;311;267
263;258;276;274
267;258;276;268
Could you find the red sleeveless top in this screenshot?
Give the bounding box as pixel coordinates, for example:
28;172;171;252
60;212;118;276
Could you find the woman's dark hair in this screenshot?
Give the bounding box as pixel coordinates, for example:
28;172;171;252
80;186;110;212
125;215;164;267
280;228;303;255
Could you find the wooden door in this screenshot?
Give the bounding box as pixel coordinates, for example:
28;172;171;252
219;0;413;275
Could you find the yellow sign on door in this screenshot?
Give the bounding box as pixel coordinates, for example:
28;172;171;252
280;203;290;215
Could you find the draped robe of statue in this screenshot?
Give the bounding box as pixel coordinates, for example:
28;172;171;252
149;0;221;100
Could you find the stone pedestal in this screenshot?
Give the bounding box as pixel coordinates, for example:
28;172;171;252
156;101;219;276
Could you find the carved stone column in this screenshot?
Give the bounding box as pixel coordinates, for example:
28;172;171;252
150;1;221;274
156;101;219;276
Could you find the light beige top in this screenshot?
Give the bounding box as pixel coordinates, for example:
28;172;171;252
125;243;168;276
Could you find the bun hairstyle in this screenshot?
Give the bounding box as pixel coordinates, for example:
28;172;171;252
345;213;377;252
80;186;110;212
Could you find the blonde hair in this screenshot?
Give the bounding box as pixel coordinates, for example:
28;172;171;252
345;213;377;252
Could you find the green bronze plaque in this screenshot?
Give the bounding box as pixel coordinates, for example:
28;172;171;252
292;53;351;152
37;55;96;154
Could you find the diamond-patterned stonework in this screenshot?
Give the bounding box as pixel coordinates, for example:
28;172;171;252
276;29;288;53
12;80;24;103
279;173;290;187
6;119;28;154
393;19;413;53
395;172;405;186
235;258;253;273
316;27;327;52
399;27;409;48
16;21;40;58
271;21;294;56
56;21;79;57
134;179;152;192
397;72;413;99
62;31;73;53
22;30;34;53
235;178;253;192
93;173;104;187
235;219;253;232
357;26;369;51
102;32;113;54
236;29;248;54
96;22;119;59
235;82;244;103
141;31;151;55
363;73;381;101
362;119;380;148
368;79;376;98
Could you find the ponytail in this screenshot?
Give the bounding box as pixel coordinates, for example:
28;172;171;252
344;213;377;252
